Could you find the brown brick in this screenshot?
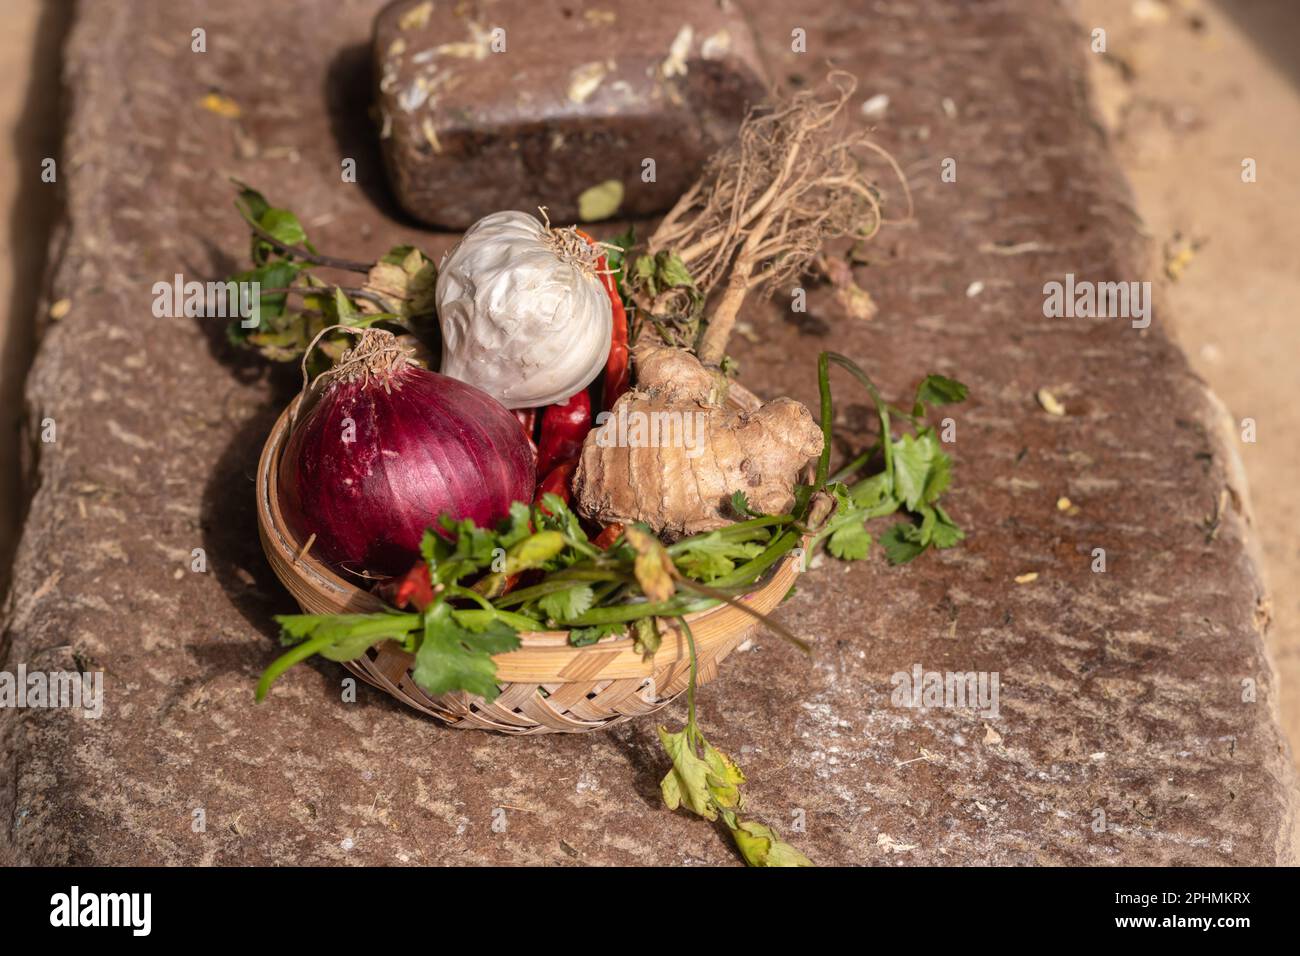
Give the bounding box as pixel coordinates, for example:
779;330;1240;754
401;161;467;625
374;0;768;228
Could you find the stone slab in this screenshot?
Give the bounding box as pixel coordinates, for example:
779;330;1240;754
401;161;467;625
0;0;1294;865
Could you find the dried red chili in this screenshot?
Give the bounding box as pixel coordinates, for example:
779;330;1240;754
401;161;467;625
535;390;592;478
592;522;624;550
575;229;631;412
598;269;630;409
393;561;437;611
514;407;539;468
513;407;537;439
535;459;578;510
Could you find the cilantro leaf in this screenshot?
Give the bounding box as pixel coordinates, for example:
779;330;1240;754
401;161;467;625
260;208;307;246
658;709;815;867
880;523;926;565
605;225;636;299
631;251;701;309
568;623;625;647
656;252;696;290
701;740;746;810
633;617;661;659
891;431;937;511
411;602;519;702
535;493;590;551
476;530;568;598
257;611;421;701
658;726;719;820
928;504;966;549
538;584;595;623
632;254;657;295
496;501;534;549
913;374;968;414
731;819;815;867
419;529;440;577
430;516;500;584
729;490;765;518
828;521;872;560
625;525;677;602
234;182;271;222
274;612;417;657
813;352;966;568
921;444;952;504
850;471;891;509
451;607;540;633
673;531;765;582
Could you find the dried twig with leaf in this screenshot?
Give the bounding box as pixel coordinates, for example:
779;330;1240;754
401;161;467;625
226;181;438;365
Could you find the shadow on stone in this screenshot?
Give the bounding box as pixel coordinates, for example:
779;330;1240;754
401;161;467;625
0;0;74;600
199;382;299;647
323;42;422;230
606;720;683;811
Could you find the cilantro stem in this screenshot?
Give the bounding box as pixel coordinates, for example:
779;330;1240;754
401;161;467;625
554;567;634;582
826;442;881;485
243;217;372;274
446;585;539;629
493;570;632;609
255;633;338;701
679;616;700;745
564;598;716;625
446;584;493;609
485;609;543;631
807;496;898;553
589;580;625;607
259;285;400;315
814;351;834;488
666;515;790;555
711;529;800;589
675;578;810;653
824;352;895;493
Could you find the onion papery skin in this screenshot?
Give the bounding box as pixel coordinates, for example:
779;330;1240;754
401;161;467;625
279;365;535;577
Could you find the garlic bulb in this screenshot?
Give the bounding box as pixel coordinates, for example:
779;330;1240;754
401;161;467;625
435;211;612;409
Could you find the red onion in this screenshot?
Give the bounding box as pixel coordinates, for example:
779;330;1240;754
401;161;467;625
279;329;535;576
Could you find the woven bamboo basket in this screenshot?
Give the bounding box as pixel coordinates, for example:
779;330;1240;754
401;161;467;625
255;396;804;734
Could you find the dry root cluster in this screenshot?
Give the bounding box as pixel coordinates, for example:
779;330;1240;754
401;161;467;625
646;71;910;365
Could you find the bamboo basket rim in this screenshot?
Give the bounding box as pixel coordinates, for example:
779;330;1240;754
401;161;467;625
255;396;806;684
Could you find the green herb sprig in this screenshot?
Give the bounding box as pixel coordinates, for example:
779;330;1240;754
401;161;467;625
226;182;437;364
657;617;813;866
800;353;968;564
255;495;801;704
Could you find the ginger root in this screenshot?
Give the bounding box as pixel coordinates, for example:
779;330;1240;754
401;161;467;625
573;340;823;537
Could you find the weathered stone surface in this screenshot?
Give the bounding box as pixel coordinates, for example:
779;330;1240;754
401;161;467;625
375;0;768;228
0;0;1295;865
